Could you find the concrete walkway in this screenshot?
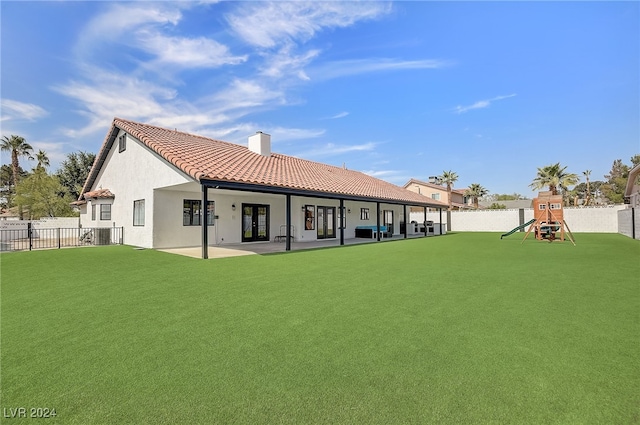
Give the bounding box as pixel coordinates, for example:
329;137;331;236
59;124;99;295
159;234;428;259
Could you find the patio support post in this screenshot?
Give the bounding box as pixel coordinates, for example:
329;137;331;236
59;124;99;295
376;202;381;242
285;194;291;251
339;199;345;246
202;184;208;259
403;205;407;239
423;207;427;237
439;208;444;235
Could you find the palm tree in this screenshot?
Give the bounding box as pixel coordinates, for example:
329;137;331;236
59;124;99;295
583;170;591;206
1;135;33;189
35;150;50;170
465;183;489;209
529;163;579;196
439;170;458;211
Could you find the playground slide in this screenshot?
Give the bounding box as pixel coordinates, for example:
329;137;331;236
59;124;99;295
500;219;536;239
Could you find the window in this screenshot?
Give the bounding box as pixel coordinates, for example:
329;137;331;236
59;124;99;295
550;203;561;210
91;204;96;220
360;208;370;220
338;206;347;229
133;200;145;226
183;200;214;226
304;205;315;230
538;204;546;210
100;204;111;220
118;134;126;152
431;193;440;201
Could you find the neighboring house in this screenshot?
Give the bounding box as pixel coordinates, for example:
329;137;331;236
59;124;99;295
77;118;447;258
624;164;640;208
403;178;472;210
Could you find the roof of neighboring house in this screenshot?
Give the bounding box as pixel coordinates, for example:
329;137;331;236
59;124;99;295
404;178;468;196
625;164;640;197
82;118;447;208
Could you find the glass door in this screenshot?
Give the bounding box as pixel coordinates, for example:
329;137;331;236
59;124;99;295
317;206;336;239
383;210;394;234
242;204;270;242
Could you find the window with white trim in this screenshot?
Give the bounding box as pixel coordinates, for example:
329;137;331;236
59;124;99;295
133;200;145;226
100;204;111;220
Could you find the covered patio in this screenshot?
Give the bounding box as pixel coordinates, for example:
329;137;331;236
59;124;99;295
159;233;434;259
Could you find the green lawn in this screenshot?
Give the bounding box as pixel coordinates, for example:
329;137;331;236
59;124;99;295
1;233;638;424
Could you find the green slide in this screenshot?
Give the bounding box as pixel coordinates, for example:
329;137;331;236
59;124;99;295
500;219;536;239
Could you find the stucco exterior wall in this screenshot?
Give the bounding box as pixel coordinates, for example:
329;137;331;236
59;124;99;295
618;207;639;240
450;206;625;233
79;129;192;248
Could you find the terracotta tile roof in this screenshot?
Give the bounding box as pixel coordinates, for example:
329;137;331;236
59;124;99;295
83;188;115;199
82;118;447;207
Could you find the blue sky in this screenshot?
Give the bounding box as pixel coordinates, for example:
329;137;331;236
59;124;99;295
1;1;638;196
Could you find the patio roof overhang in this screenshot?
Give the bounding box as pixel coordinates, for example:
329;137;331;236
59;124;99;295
200;178;444;209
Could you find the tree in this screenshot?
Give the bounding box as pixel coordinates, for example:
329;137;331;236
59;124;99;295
583;170;592;206
14;168;76;219
529;163;579;204
465;183;489;209
55;151;96;200
439;170;458;211
488;203;507;210
0;164;28;208
601;159;630;204
35;150;50;170
1;135;33;190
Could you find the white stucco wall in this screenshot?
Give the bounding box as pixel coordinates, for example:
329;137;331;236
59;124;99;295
618;207;640;240
80;130;193;248
450;206;625;233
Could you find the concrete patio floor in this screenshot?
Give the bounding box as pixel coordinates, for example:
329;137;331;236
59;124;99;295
158;234;428;259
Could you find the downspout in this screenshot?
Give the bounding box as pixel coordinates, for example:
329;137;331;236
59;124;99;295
376;202;381;242
340;199;345;246
202;184;208;259
285;194;291;251
403;204;407;239
423;206;427;237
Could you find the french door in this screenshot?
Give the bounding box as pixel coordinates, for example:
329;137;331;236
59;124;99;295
317;206;336;239
242;204;269;242
383;210;394;234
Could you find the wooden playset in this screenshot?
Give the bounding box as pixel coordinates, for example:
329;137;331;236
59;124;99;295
522;191;575;245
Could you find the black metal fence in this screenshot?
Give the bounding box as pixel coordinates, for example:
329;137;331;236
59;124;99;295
0;224;124;252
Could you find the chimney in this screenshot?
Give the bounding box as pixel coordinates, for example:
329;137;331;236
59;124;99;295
248;131;271;157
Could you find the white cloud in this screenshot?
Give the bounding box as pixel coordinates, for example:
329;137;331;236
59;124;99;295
453;94;517;114
77;3;182;53
227;2;392;48
260;46;320;80
323;112;349;120
53;68;178;137
1;99;48;121
309;58;451;81
294;142;377;159
137;31;248;68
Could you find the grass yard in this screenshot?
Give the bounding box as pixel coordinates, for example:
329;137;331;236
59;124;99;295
1;233;639;424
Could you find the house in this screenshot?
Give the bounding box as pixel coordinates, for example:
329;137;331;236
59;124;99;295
77;118;447;258
403;178;471;210
624;163;640;208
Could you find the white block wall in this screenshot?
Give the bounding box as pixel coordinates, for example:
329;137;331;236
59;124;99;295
450;205;626;233
618;208;640;239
